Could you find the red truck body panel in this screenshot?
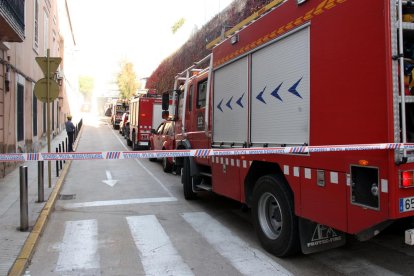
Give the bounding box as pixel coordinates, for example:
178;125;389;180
173;0;414;238
129;96;162;149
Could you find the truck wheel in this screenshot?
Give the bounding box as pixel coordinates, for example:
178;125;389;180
127;139;132;146
252;175;300;257
182;157;196;200
149;145;157;162
131;132;137;150
162;157;172;172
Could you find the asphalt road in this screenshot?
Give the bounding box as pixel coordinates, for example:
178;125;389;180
26;115;414;276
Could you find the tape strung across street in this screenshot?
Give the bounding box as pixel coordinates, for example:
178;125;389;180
1;143;414;162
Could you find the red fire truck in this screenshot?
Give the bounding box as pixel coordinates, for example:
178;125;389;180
110;99;128;129
162;0;414;256
128;91;163;150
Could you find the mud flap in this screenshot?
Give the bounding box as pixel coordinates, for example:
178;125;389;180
299;217;346;254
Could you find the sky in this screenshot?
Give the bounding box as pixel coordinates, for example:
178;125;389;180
68;0;233;96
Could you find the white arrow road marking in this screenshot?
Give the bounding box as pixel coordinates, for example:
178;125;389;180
56;220;100;274
182;212;292;276
102;170;118;187
127;215;194;276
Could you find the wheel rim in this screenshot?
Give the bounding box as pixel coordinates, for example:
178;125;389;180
258;192;282;240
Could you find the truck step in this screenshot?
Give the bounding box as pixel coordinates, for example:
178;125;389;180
196;183;212;191
199;172;212;177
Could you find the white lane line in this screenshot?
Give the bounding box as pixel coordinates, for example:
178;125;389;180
110;124;174;198
311;249;400;275
64;196;177;209
56;220;100;274
182;212;292;276
126;215;194;276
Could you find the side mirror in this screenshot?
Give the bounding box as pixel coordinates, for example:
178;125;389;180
162;92;169;111
162;110;169;119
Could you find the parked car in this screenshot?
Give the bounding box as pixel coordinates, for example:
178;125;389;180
119;111;129;135
149;120;175;172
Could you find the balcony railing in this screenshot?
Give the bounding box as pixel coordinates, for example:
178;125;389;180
0;0;25;42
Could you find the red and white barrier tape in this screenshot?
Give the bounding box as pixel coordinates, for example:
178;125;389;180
1;143;414;162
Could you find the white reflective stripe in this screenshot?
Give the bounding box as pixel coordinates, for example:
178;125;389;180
127;215;194;276
64;197;177;209
216;157;219;163
220;157;224;164
243;160;247;168
236;159;240;167
305;168;311;179
231;159;235;166
182;212;292;276
330;172;338;184
284;165;289;175
381;179;388;193
225;158;229;165
294;167;300;177
56;220;100;273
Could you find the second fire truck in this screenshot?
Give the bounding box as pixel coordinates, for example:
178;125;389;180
128;90;163;150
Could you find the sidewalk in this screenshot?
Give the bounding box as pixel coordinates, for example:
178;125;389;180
0;130;80;276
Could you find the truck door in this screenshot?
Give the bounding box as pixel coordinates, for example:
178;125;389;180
184;81;206;133
190;78;208;150
185;85;193;132
193;79;207;132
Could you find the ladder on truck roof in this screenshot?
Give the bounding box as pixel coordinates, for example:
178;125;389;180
396;0;414;162
172;55;213;134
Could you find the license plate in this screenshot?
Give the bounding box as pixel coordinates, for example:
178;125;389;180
400;196;414;212
138;141;149;146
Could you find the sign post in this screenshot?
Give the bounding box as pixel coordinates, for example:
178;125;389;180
35;49;61;188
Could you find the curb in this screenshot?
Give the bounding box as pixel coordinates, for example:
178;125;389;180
8;129;83;276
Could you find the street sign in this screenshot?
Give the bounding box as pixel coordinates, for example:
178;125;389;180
34;78;59;102
35;57;62;77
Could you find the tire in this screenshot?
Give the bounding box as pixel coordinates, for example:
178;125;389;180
131;132;137;150
162;157;172;172
251;174;300;257
182;157;196;200
127;139;132;146
149;144;157;162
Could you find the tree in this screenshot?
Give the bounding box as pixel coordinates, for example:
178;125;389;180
78;75;94;101
116;61;140;99
172;18;185;34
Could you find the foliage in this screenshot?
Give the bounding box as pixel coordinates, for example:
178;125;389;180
116;61;140;99
172;18;186;34
146;0;275;93
78;75;94;100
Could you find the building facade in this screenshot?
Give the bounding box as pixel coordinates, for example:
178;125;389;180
0;0;76;177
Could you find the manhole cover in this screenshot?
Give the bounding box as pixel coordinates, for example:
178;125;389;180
59;194;76;200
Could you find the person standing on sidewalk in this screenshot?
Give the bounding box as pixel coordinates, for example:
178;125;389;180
65;115;76;152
